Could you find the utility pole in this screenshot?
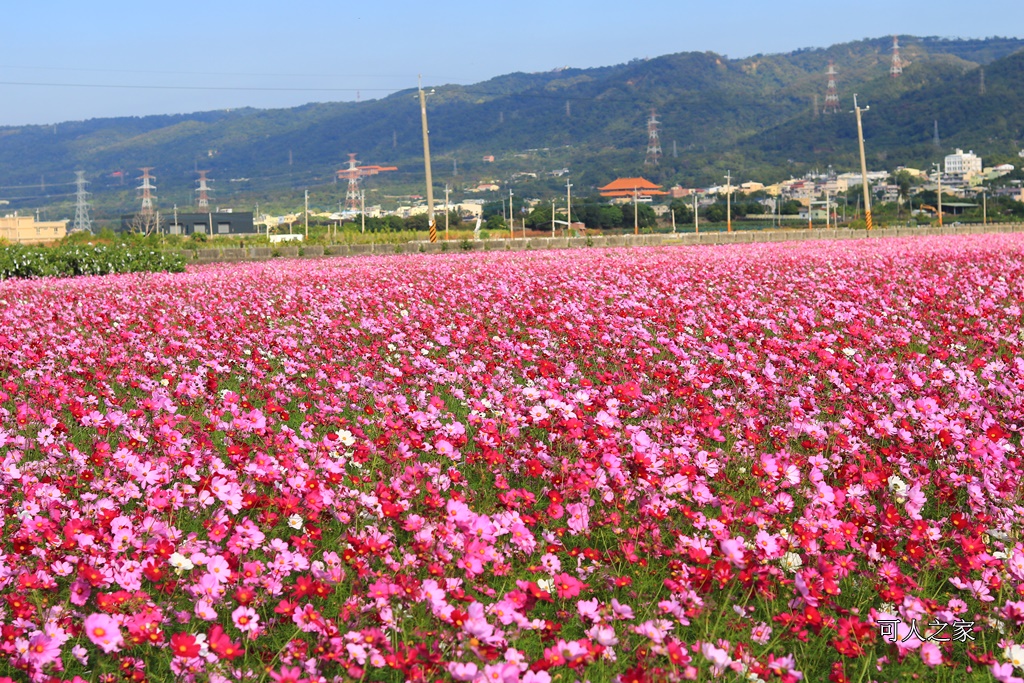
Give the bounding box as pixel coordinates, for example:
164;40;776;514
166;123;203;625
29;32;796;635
509;189;514;240
566;180;572;237
633;186;639;235
933;163;943;227
360;191;366;234
551;199;555;237
825;190;830;230
982;188;987;226
693;192;699;234
304;189;309;239
724;171;732;232
853;95;872;231
671;204;676;233
444;184;450;241
419;76;437;243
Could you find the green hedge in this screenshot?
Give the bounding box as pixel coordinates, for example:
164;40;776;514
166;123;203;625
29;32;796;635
0;244;187;281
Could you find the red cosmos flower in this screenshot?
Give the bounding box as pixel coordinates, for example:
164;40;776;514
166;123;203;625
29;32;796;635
274;599;298;617
986;424;1009;441
170;632;200;659
553;573;587;599
666;639;690;666
620;665;648;683
234;586;256;606
141;561;166;583
960;535;985;555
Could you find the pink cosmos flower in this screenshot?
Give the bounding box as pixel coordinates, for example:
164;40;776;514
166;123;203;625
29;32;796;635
920;641;943;667
83;613;123;653
231;605;259;633
25;633;61;665
448;662;479;681
719;538;747;568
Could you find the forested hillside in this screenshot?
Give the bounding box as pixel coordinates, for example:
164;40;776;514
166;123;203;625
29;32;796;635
0;35;1020;215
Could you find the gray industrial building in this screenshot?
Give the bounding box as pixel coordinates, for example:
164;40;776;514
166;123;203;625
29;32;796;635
119;211;255;235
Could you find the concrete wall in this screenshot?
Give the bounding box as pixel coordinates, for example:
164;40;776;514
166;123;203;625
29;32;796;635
176;223;1024;266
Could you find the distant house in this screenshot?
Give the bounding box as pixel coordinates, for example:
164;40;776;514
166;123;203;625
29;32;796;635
467;183;500;193
482;155;495;163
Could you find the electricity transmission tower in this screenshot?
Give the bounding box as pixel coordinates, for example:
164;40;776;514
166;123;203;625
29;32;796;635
71;171;93;234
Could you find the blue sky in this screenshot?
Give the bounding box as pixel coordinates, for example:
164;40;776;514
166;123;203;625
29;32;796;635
1;0;1019;126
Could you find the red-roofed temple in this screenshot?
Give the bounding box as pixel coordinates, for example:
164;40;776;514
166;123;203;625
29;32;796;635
598;177;668;199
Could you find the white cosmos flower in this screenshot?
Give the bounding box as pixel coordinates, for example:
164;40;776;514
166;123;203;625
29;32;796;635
779;553;803;573
169;553;194;574
288;514;303;530
1004;643;1024;669
887;475;908;495
337;429;356;447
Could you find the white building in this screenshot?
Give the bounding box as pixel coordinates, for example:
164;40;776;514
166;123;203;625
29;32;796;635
944;149;982;176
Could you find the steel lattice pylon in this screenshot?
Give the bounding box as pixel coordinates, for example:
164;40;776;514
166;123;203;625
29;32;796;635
645;109;662;166
823;61;840;114
890;36;905;77
196;170;212;210
71;171;93;234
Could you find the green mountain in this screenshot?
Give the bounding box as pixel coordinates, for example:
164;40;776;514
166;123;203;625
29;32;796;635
1;35;1021;217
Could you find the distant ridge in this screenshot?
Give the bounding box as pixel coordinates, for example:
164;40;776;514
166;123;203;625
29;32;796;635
0;35;1021;213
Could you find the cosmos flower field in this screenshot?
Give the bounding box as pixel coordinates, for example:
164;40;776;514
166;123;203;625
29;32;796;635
1;235;1024;683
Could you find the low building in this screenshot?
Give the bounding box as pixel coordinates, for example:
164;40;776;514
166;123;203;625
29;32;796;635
119;211;255;235
0;214;68;244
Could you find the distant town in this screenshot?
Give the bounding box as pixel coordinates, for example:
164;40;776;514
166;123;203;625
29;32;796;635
5;146;1022;246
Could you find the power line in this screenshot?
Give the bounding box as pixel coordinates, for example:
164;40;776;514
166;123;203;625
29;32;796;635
0;181;76;190
0;80;398;93
0;64;420;79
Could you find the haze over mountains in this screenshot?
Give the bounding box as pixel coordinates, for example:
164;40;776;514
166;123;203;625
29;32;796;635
1;35;1022;213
